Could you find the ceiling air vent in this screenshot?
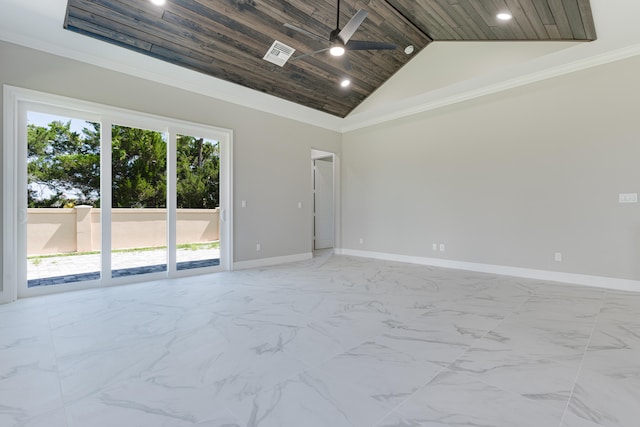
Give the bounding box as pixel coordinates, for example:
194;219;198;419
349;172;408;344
263;40;295;67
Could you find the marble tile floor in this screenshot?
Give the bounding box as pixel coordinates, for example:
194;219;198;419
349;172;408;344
2;253;639;427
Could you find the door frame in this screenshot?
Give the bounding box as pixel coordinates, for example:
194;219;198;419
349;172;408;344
2;85;233;302
310;148;338;252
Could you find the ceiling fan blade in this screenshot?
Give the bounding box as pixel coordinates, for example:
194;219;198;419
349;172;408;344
337;9;368;44
346;40;397;51
290;48;330;61
284;23;327;42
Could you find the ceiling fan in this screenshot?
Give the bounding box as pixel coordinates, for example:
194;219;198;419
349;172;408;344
284;0;397;69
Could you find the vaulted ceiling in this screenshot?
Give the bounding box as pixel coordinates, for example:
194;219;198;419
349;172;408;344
63;1;596;118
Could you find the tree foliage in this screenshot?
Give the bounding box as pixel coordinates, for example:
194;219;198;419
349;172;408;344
28;121;100;207
176;135;220;209
27;121;220;209
111;125;167;208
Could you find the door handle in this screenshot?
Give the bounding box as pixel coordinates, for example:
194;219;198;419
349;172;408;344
19;208;28;224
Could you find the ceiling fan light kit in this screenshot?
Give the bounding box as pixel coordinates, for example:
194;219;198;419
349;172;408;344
285;0;397;65
330;45;346;57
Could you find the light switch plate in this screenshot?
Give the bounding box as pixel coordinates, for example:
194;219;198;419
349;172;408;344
619;193;638;203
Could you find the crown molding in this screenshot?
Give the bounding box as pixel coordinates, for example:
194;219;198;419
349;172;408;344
340;42;640;132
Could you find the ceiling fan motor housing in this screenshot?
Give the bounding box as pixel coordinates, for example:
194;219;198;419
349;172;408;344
329;28;341;43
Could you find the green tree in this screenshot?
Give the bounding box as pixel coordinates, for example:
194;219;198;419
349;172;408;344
27;121;220;209
111;125;167;208
176;136;219;209
27;120;100;207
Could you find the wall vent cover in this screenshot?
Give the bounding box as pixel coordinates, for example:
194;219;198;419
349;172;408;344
263;41;295;67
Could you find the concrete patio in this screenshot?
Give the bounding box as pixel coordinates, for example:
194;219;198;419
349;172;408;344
27;247;221;287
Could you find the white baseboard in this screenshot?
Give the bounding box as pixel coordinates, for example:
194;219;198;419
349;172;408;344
335;248;640;293
233;252;313;270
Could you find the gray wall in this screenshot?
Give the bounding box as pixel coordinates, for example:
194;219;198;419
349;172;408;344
3;40;640;293
0;41;341;291
342;55;640;281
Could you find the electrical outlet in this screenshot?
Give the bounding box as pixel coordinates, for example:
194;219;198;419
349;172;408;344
439;244;445;252
432;243;437;251
241;200;247;208
555;252;562;262
256;243;261;251
359;238;364;245
297;202;302;209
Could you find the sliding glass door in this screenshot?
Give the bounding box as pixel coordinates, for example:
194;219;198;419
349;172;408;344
175;133;221;271
110;123;168;278
7;89;232;298
25;111;102;288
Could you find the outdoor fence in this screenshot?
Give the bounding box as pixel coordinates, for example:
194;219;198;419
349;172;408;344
27;207;219;256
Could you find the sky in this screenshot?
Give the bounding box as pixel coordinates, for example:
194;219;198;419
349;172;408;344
27;111;94;134
27;111;220;145
27;111;97;202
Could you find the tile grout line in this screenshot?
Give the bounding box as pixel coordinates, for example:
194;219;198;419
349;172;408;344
369;281;604;426
557;289;607;427
420;288;547;413
439;283;536;371
369;283;537;426
305;270;451;427
45;304;71;427
368;360;449;427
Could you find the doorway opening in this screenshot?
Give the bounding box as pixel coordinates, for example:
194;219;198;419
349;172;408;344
311;149;335;251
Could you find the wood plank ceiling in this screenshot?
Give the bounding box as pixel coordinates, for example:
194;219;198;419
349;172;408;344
64;0;596;117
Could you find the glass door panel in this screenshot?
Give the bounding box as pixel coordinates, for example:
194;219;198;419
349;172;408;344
26;112;101;287
175;134;220;270
11;90;232;300
110;124;167;278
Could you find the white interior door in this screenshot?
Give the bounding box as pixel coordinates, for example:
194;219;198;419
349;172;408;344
313;158;334;250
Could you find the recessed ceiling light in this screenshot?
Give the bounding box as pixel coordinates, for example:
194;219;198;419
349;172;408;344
330;45;346;57
497;12;512;21
340;79;351;88
404;45;415;55
150;0;166;6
